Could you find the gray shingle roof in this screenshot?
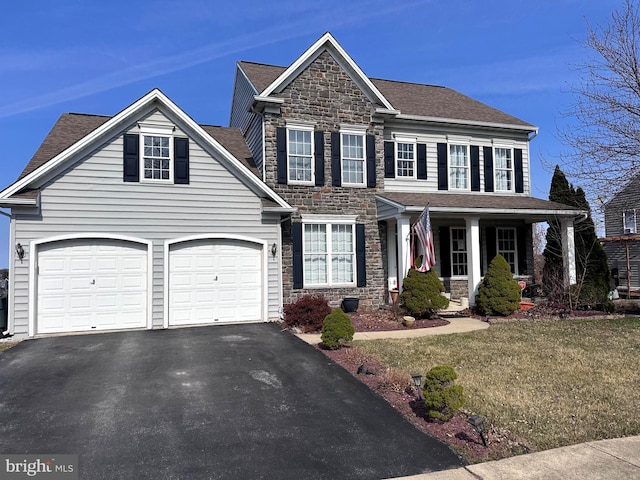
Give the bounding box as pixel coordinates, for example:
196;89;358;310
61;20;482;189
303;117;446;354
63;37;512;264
378;192;582;213
13;114;260;187
237;61;534;129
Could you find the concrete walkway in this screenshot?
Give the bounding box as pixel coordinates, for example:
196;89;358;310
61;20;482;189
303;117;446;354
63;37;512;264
390;435;640;480
296;314;489;344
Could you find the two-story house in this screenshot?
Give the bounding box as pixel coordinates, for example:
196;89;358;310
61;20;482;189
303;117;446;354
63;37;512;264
0;33;583;338
601;175;640;296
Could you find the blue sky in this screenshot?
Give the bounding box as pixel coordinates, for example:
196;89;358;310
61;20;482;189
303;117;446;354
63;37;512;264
0;0;617;267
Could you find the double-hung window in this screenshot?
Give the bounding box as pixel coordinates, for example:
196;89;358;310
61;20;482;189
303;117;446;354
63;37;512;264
143;135;172;181
303;217;356;286
451;228;468;276
396;142;415;177
287;125;314;184
624;209;636;234
494;147;513;191
497;227;517;273
341;128;366;186
449;144;468;190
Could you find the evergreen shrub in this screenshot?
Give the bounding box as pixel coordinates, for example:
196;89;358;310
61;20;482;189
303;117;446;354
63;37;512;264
475;255;522;316
283;295;332;332
320;308;355;350
400;268;449;319
422;365;466;421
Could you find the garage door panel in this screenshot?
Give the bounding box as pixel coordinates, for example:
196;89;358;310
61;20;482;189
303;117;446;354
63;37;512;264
169;240;262;326
37;239;147;334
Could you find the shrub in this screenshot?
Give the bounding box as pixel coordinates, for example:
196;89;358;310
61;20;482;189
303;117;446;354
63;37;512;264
400;268;449;318
320;308;355;350
283;295;332;333
422;365;466;421
475;255;522;316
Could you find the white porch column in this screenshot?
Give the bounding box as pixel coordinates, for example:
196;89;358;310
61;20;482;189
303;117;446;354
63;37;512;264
397;216;411;290
466;217;481;305
561;217;577;285
387;219;398;291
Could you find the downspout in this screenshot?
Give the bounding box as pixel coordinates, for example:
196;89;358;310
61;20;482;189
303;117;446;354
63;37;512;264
0;208;12;337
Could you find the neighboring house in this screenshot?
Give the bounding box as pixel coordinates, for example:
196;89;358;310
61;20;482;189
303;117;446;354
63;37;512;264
601;175;640;296
0;32;584;338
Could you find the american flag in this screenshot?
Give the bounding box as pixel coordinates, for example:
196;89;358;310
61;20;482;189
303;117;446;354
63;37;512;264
413;207;436;272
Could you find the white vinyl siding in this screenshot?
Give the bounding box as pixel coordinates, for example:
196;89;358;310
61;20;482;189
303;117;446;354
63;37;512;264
10;108;281;335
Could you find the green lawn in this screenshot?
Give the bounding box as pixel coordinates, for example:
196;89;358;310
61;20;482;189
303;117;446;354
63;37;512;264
354;317;640;451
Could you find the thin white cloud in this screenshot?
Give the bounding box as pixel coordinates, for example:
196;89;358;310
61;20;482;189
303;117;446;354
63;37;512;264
0;0;432;119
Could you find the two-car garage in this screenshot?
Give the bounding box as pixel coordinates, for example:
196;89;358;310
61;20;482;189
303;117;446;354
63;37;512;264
33;236;265;336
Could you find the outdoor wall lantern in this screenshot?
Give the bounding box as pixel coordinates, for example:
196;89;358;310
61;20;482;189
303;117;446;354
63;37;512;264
411;373;423;400
468;414;488;447
271;243;278;257
15;243;25;261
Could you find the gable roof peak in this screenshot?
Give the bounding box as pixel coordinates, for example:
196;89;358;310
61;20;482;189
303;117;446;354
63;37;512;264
259;32;394;110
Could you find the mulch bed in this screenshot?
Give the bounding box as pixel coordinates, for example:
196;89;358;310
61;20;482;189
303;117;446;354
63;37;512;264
321;345;531;464
348;309;450;331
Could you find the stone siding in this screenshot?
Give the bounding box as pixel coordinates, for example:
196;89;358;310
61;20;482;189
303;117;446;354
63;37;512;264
263;51;386;309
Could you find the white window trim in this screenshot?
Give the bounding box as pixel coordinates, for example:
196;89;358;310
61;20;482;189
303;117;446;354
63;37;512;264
301;215;357;288
139;129;174;184
496;227;518;275
448;142;470;191
340;126;367;187
450;227;468;278
286;123;315;185
395;140;417;179
624;209;637;234
493;145;514;192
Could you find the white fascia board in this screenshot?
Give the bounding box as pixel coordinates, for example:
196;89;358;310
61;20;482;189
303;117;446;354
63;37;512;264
259;32;394;111
0;197;38;207
262;206;296;214
0;88;292;211
405;205;586;217
395;113;538;134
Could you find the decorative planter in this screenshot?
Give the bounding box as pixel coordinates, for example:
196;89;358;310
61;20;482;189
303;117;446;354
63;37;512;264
342;297;359;313
389;289;399;305
519;301;535;311
402;316;416;328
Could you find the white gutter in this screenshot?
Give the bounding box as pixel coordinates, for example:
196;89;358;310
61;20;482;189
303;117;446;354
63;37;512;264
394;113;538;133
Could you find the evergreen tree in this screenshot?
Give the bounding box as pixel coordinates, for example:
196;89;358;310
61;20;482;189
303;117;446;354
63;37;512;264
543;165;611;309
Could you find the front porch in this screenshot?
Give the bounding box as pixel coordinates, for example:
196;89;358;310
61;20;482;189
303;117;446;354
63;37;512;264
377;192;586;306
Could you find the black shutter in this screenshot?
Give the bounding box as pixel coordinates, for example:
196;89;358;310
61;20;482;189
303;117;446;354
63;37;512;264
366;135;376;187
174;137;189;184
483;146;494;192
470;145;480;191
292;222;303;289
417;143;427;179
276;127;287;184
439;226;451;277
486;227;497;265
514;148;524;193
437;143;448;190
356;224;366;287
314;131;325;186
384;141;395;178
123;134;139;182
331;132;341;187
517;226;528;275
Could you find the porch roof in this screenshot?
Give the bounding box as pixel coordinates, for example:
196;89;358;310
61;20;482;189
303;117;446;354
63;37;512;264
376;192;585;221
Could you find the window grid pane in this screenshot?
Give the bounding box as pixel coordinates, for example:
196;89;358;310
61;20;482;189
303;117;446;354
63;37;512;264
288;129;313;182
342;134;365;184
396;143;415;177
495;148;513;191
331;225;354;284
143;135;171;180
497;228;516;273
304;224;327;284
449;145;468;189
451;228;468;276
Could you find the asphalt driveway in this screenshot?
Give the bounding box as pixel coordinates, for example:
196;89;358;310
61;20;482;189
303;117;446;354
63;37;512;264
0;324;463;479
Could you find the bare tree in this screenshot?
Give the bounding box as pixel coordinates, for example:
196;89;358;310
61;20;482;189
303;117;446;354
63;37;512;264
558;0;640;197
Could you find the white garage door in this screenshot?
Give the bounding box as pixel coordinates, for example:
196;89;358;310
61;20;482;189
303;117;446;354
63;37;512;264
169;240;262;325
37;239;148;334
